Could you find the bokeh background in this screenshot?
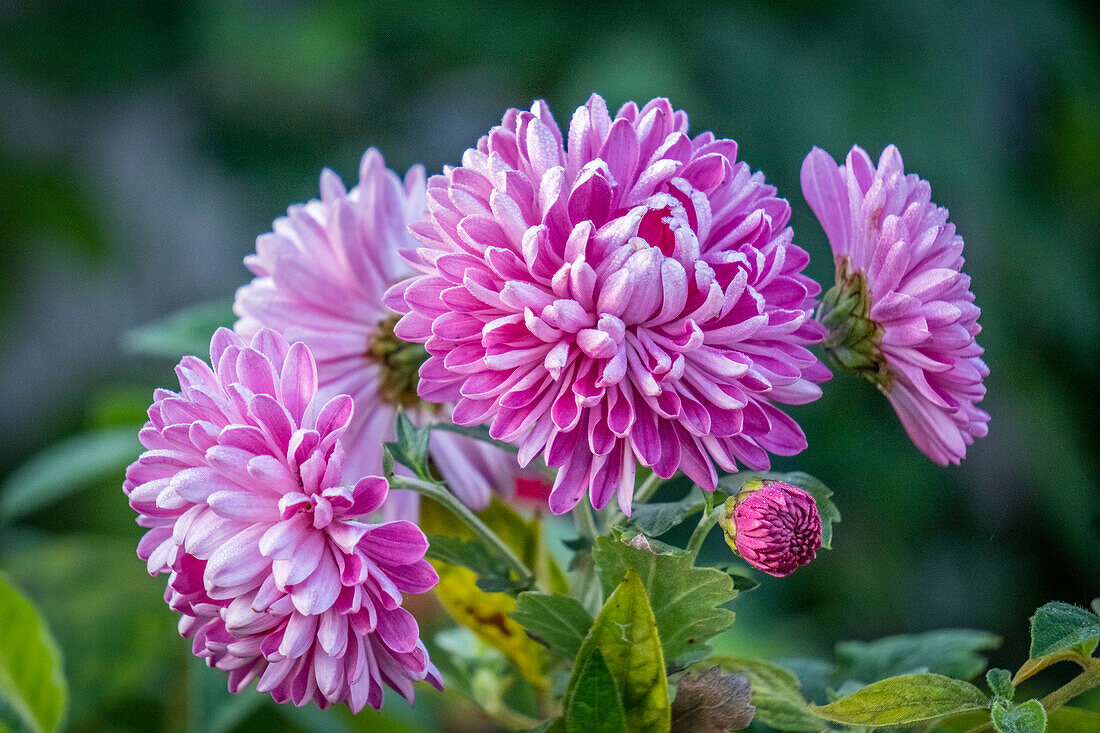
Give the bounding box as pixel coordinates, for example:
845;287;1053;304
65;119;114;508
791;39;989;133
1;1;1097;731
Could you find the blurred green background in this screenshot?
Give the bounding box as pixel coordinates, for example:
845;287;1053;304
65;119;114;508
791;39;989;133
1;1;1097;731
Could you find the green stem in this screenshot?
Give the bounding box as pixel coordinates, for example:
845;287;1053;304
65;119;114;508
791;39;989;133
573;501;599;543
482;704;541;731
1037;659;1100;715
634;471;664;504
390;475;533;581
605;471;665;531
963;659;1100;733
686;507;721;560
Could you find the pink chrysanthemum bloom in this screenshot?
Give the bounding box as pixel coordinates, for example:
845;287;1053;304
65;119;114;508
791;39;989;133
124;327;441;711
801;145;989;464
234;149;517;518
718;479;821;577
386;95;829;514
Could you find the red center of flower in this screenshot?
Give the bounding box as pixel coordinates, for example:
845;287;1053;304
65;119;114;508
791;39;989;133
637;206;677;256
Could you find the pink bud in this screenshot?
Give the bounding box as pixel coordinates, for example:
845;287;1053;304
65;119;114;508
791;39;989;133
720;480;822;577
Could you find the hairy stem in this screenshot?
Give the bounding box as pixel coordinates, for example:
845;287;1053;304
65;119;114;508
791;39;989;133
573;501;599;543
390;475;533;581
686;507;721;560
963;659;1100;733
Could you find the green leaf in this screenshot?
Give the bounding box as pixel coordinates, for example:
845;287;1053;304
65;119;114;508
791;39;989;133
418;498;561;694
384;408;434;481
567;569;671;733
510;593;593;660
0;537;178;727
0;572;67;733
592;531;736;666
810;673;988;727
716;564;761;593
628;496;704;536
1044;707;1100;732
0;427;141;522
1028;602;1100;660
122;299;233;359
429;422;518;454
565;650;627;733
986;668;1014;701
718;471;841;549
834;629;1001;684
424;535;528;594
991;699;1046;733
711;657;826;732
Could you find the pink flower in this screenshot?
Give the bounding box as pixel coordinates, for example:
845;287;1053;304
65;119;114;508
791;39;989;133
124;328;441;711
234;149;518;518
801;145;989;464
386;95;829;515
719;480;821;577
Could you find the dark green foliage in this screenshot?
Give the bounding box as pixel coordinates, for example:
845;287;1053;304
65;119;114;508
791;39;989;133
592;531;736;666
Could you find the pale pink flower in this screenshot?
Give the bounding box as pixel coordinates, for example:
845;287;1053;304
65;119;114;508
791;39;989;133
720;480;821;577
387;95;829;514
801;145;988;464
234;149;517;517
124;328;441;711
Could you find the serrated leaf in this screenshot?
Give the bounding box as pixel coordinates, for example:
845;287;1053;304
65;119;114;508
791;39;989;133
986;668;1014;701
568;569;671;733
711;656;826;733
123;299;233;359
510;593;593;659
810;673;988;727
834;629;1001;684
592;531;736;666
384;409;434;481
565;650;627;733
629;496;705;536
0;427;141;522
1028;602;1100;660
0;572;67;733
991;699;1046;733
717;564;761;593
671;667;754;733
718;471;840;549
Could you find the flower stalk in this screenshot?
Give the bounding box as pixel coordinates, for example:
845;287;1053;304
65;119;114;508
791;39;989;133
390;475;534;582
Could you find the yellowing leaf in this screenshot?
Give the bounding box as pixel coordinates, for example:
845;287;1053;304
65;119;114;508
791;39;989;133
567;569;671;733
431;564;549;694
420;497;567;694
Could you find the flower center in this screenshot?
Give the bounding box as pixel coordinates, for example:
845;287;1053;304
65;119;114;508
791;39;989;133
818;259;891;388
366;314;432;409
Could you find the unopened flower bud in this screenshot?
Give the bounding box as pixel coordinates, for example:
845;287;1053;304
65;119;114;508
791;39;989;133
718;479;821;577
